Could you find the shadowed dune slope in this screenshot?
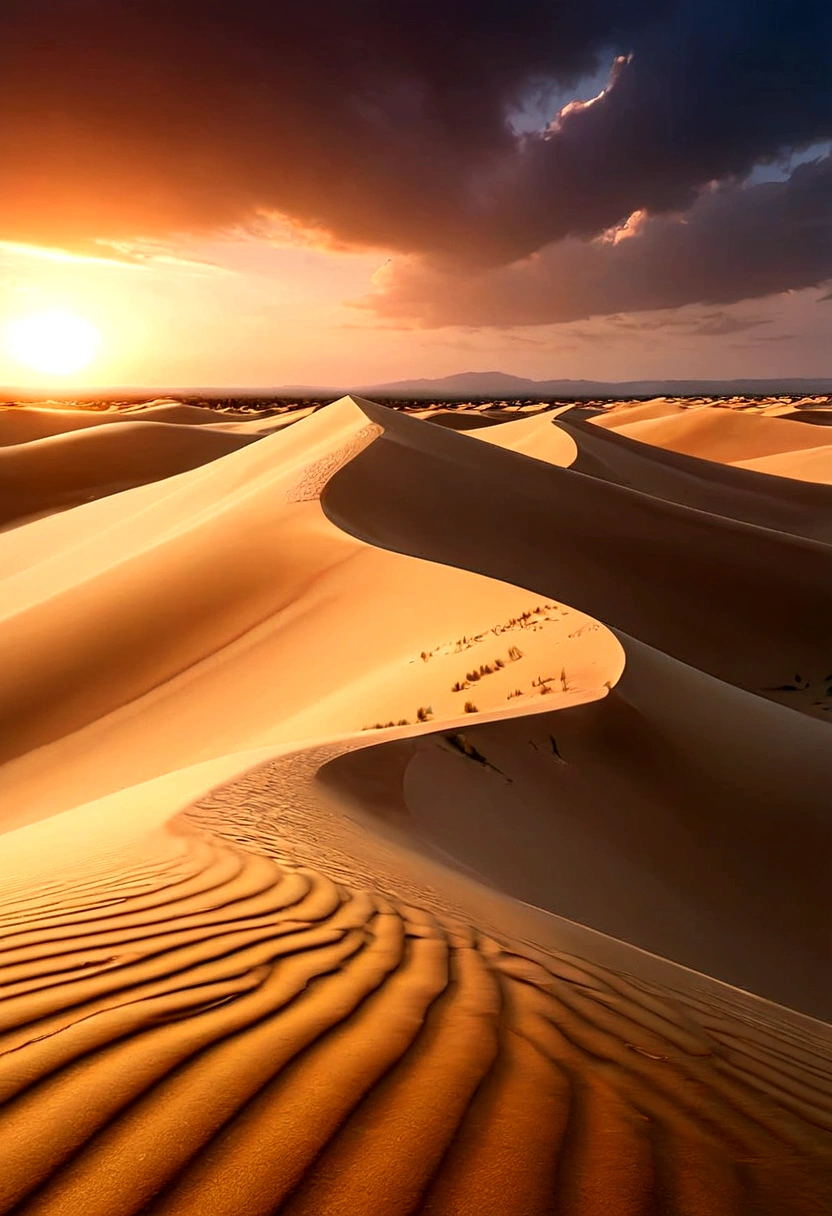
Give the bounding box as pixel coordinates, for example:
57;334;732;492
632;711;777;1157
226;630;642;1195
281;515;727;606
0;421;257;527
0;401;312;448
554;415;832;541
322;634;832;1017
322;401;832;703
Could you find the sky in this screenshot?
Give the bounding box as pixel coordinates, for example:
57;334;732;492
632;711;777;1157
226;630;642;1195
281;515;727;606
1;0;830;390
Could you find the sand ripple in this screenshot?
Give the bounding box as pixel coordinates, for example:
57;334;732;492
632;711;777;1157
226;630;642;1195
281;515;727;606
0;820;830;1215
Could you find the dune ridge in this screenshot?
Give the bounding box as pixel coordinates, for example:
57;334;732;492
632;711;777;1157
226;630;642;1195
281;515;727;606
1;393;830;1212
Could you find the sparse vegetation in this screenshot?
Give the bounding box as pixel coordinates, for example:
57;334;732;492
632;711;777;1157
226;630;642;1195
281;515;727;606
759;667;832;715
507;645;523;661
464;700;478;713
451;681;466;692
416;705;433;722
417;602;562;663
443;733;511;781
507;688;523;699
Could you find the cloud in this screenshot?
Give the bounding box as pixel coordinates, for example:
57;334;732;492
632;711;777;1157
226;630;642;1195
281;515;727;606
360;156;832;325
1;0;830;273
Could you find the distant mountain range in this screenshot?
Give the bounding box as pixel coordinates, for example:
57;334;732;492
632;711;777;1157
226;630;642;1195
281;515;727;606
354;371;832;399
7;371;832;401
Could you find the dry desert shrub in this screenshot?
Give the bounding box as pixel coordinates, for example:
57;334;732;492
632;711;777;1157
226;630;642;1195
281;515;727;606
464;701;478;713
416;705;433;722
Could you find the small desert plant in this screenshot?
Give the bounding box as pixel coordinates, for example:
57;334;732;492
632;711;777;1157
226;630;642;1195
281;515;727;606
507;688;523;699
464;701;478;713
560;667;569;691
420;651;429;662
416;705;433;722
494;657;505;669
466;669;481;682
507;645;523;661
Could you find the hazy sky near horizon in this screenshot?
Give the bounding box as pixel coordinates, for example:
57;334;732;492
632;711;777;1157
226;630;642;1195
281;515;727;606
1;0;830;388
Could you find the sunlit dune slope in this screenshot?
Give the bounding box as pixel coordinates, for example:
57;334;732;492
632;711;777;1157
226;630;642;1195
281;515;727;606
589;397;688;428
598;402;829;462
469;407;578;465
0;398;620;832
733;442;832;484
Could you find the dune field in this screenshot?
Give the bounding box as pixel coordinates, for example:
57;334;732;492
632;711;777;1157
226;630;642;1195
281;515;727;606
1;393;831;1214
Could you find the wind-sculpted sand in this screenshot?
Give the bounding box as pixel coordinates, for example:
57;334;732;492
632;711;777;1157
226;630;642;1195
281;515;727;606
1;393;830;1213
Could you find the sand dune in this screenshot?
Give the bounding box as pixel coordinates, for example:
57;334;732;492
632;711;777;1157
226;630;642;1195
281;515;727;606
323;400;832;708
0;398;619;833
596;402;829;463
590;397;689;428
733;442;832;484
1;393;830;1213
557;413;832;541
0;421;257;528
470;406;578;464
0;400;313;448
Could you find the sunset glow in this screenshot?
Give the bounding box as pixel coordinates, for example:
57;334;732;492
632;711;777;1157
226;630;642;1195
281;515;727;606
3;310;102;376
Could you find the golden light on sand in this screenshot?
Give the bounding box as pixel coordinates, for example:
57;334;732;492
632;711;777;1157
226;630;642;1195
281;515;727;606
3;310;102;375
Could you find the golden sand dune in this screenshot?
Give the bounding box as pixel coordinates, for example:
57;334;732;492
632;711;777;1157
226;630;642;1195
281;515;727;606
469;406;578;465
733;443;832;484
0;401;312;449
1;394;830;1213
594;402;828;463
0;401;618;834
589;397;689;428
0;421;258;528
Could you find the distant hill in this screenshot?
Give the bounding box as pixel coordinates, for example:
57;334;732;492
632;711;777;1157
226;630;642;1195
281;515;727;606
357;371;832;399
6;371;832;402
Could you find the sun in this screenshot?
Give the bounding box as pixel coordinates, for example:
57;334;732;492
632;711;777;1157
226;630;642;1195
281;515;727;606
3;310;102;376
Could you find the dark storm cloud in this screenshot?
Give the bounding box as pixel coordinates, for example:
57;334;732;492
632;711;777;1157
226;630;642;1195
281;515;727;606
1;0;830;268
364;156;832;324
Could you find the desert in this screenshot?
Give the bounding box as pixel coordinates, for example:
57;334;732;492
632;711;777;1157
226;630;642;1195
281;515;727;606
0;392;830;1214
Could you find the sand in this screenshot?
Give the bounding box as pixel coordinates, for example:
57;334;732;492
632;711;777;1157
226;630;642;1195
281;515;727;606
0;394;830;1214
